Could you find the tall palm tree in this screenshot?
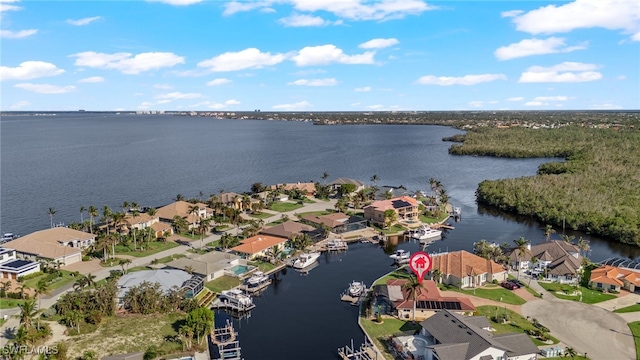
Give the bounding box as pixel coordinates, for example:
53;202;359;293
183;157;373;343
188;205;200;237
371;174;379;186
402;275;422;321
428;177;437;196
48;207;56;228
131;208;140;250
577;237;590;257
513;237;530;279
147;207;157;216
119;258;132;274
102;206;112;234
529;257;539;285
543;224;555;242
122;201;130;214
322;171;329;182
18;299;38;330
1;280;12;297
335;197;349;213
35;281;50;309
431;269;442;284
88;205;98;234
80;206;86;223
198;218;211;249
269;245;283;263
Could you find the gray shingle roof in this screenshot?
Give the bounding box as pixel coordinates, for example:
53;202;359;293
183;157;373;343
492;333;540;357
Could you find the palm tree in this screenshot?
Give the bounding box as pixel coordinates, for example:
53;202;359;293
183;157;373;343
184;265;195;275
16;285;26;299
119;258;132;274
335;197;349;213
428;177;436;196
577;237;590;257
35;281;50;309
431;269;442;284
131;208;140;250
122;201;130;214
322;171;329;182
383;209;397;229
102;205;112;234
83;273;97;288
65;310;82;333
188;205;200;237
402;275;422;321
147;207;157;216
513;237;529;279
529;257;539;285
561;234;575;243
88;205;98;234
18;299;38;330
48;207;56;228
564;347;577;357
543;224;555;242
269;245;283;263
198;218;211;249
1;280;12;297
175;194;184;201
80;206;86;223
371;174;379;185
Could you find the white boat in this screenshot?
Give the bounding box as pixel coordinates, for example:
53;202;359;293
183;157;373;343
348;281;366;297
412;225;442;241
218;289;253;308
389;249;410;262
246;271;269;286
0;233;17;243
326;239;347;251
293;252;321;269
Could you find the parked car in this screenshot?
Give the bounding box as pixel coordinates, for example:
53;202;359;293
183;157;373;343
501;281;518;290
509;279;525;288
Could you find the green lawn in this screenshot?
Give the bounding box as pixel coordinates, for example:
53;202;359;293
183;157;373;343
178;232;200;240
214;224;230;231
476;306;559;346
360;317;421;360
1;297;27;308
615;304;640;313
248;261;277;273
373;224;407;235
114;241;179;257
266;220;285;226
22;270;77;291
249;212;274;219
296;210;335;217
538;282;616;304
302;197;316;204
628;321;640;360
205;276;241;293
269;201;304;212
373;268;412;286
206;239;220;247
439;284;526;305
419;214;449;224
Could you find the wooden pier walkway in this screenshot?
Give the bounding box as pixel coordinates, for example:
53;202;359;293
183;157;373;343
238;279;272;293
338;338;378;359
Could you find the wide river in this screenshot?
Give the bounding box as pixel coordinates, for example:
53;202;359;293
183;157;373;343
1;113;638;359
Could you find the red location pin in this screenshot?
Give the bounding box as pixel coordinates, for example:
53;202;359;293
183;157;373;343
409;251;432;283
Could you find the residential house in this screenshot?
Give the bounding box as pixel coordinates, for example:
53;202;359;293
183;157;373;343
116;269;203;307
230;235;288;260
418;310;539;360
210;192;247;211
259;221;316;240
268;182;316;196
166;251;241;281
0;247;40;280
371;279;475;321
3;227;96;266
299;212;367;234
327;178;367;193
155;201;213;229
508;241;583;283
363;196;419;226
589;265;640;293
123;213;173;238
428;251;507;288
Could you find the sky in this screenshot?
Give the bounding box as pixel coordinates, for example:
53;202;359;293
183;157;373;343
1;0;639;111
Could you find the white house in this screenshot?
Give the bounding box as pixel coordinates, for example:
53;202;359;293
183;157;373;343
0;247;40;279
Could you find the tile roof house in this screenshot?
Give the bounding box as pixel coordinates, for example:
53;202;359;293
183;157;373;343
508;241;583;283
155;201;212;229
259;221;316;240
4;227;95;266
372;279;475;321
116;269;203;306
327;178;367;192
299;213;368;234
230;235;288;259
589;265;640;293
166;250;240;281
363;196;419;226
268;182;316;196
210;192;246;211
419;310;539;360
429;251;507;288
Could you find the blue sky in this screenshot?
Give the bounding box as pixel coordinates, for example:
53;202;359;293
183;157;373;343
1;0;639;111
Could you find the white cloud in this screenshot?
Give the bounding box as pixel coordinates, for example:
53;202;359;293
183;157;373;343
590;103;623;109
156;100;172;105
288;78;337;86
288;0;434;21
198;48;286;72
153;83;172;89
533;96;571;101
78;76;104;83
509;0;640;39
204;99;242;109
495;37;586;60
146;0;203;5
417;73;507;86
524;101;545;107
279;14;330;27
519;62;602;83
359;38;399;49
507;97;524;102
10;100;30;109
0;0;21;14
272;100;312;110
501;10;523;18
354;86;371;92
71;51;185;74
66;16;101;26
633;31;640;41
223;0;273;16
0;29;37;38
206;78;232;86
0;61;64;81
156;92;203;100
14;83;76;94
616;75;627;80
292;44;375;66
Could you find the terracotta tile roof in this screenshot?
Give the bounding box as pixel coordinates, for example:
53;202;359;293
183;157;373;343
590;265;640;287
269;182;316;194
364;196;418;211
230;235;288;255
431;251;505;278
328;178;366;187
150;222;172;232
387;279;475;311
4;227;91;260
300;212;349;228
211;192;242;204
124;213;156;226
156;201;210;220
259;221;315;239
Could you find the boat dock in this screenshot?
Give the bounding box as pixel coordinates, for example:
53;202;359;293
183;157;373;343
430;223;455;230
340;293;366;306
210;298;256;312
338;338;378;359
238;279;272;293
210;320;242;360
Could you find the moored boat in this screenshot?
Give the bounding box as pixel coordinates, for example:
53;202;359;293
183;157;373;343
348;281;366;297
293;252;321;269
412;225;442;242
389;249;410;262
245;271;269;286
326;239;348;251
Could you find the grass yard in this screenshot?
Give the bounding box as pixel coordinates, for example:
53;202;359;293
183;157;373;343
302;197;316;204
615;304;640;313
269;201;304;212
296;210;335;217
373;224;407;235
22;270;77;291
538;282;616;304
214;224;230;231
628;321;640;360
178;232;200;240
114;241;179;257
439;284;526;305
373;268;412;286
419;214;449;224
360;317;421;360
205;276;241;293
1;297;27;308
248;261;277;273
266;220;285;226
64;313;186;359
476;306;559;346
249;212;273;219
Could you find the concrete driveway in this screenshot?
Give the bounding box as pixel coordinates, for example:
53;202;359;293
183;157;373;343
522;282;637;360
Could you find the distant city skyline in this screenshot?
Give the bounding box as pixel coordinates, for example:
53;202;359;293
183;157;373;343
1;0;639;111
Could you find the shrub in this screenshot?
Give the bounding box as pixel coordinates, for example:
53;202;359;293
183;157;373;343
82;256;91;262
85;310;102;325
492;279;499;284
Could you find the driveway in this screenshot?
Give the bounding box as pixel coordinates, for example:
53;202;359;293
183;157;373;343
522;281;636;360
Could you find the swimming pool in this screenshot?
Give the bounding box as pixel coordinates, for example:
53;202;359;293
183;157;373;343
229;264;251;276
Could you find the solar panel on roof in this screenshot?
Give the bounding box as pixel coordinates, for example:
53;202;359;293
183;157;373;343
2;260;31;269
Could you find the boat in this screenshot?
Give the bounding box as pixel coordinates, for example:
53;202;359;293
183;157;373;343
326;239;347;251
389;249;410;262
0;233;18;243
218;289;253;308
348;281;366;297
245;271;269;286
412;225;442;241
293;252;321;269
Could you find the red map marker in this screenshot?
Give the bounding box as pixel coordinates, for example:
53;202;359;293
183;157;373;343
409;251;432;283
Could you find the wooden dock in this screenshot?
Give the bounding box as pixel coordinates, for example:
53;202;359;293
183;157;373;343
238;279;272;293
430;223;455;230
338;338;378;359
211;299;256;312
211;320;242;360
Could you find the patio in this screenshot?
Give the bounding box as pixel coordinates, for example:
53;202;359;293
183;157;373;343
391;335;432;360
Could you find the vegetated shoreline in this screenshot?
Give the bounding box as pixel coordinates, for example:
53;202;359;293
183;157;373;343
446;126;640;247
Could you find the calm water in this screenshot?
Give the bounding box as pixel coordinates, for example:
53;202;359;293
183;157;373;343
1;113;638;359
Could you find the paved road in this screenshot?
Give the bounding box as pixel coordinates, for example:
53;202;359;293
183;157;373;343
522;280;636;360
